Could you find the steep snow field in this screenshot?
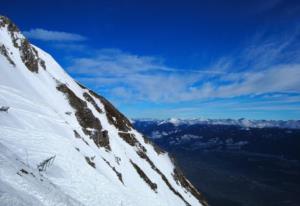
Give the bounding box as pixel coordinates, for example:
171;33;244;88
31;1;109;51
0;16;207;206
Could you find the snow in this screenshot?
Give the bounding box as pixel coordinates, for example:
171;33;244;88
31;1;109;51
135;118;300;129
181;134;201;141
0;17;204;206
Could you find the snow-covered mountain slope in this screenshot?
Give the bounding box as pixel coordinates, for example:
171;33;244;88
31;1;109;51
132;118;300;129
0;16;208;206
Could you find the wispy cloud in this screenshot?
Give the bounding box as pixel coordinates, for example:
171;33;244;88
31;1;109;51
66;35;300;103
23;28;87;42
66;48;209;102
240;27;300;70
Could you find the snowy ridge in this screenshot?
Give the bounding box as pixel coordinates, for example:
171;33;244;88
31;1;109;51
0;16;207;206
134;118;300;129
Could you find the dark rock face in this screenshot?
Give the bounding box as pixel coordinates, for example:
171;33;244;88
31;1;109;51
118;132;146;152
58;84;102;132
136;149;193;206
97;130;110;151
118;132;137;146
85;156;96;168
83;92;103;114
0;44;15;66
57;84;111;151
73;130;81;138
77;83;132;132
103;158;123;184
142;135;165;155
0;16;19;33
117;131;197;205
19;39;40;72
0;16;46;72
89;90;132;132
173;168;208;206
130;160;157;192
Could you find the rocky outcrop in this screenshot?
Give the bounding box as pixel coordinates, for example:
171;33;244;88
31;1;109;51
0;44;15;66
103;158;123;184
173;168;208;206
19;39;40;72
0;16;46;72
89;90;132;132
97;130;111;150
118;132;146;152
85;156;96;168
0;16;19;33
83;92;103;113
57;83;111;151
142;135;165;155
130;160;157;192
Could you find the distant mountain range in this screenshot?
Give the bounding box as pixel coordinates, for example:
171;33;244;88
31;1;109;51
133;118;300;206
132;118;300;130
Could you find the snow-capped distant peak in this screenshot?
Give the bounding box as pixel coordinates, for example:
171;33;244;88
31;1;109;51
135;117;300;129
168;118;181;125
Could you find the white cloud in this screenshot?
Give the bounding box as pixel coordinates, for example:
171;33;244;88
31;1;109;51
209;64;300;97
63;26;300;103
23;28;87;42
66;47;300;103
66;49;207;102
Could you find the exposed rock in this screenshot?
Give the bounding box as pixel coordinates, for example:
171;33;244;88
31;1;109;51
171;157;209;206
76;81;86;89
0;106;9;112
118;132;136;146
0;16;19;33
39;59;46;70
115;156;121;165
130;160;157;192
73;130;81;138
20;168;29;174
89;90;132;132
142;135;165;155
119;132;190;204
73;130;90;145
83;92;103;113
57;84;102;133
118;132;146;152
57;84;110;150
136;149;191;206
85;156;96;168
103;158;123;184
77;83;132;132
0;16;45;72
98;130;111;150
0;44;15;66
19;39;39;72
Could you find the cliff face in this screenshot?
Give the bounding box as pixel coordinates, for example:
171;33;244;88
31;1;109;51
0;16;208;206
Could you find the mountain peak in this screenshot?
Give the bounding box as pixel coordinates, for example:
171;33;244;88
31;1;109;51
0;15;46;73
0;15;20;33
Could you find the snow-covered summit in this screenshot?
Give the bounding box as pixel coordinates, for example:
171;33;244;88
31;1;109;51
0;16;207;206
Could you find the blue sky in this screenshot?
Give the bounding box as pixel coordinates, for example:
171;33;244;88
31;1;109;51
2;0;300;120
